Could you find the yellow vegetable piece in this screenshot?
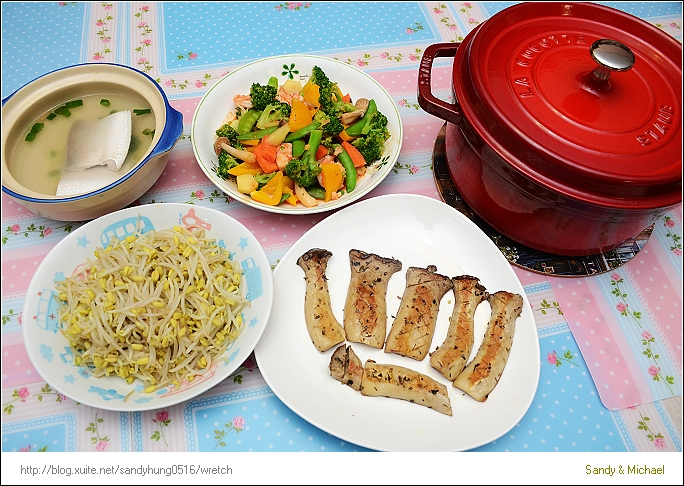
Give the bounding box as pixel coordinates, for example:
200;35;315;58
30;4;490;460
236;173;259;194
320;163;344;202
227;161;263;176
289;98;313;132
250;170;284;206
302;81;320;110
282;185;298;206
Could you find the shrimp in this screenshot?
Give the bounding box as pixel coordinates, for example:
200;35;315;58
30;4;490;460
276;143;293;170
221;111;237;125
276;86;303;104
233;94;253;110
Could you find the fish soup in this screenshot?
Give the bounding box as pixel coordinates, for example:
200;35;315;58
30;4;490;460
9;93;155;195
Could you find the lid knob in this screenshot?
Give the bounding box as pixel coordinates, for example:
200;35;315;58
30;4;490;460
590;39;635;82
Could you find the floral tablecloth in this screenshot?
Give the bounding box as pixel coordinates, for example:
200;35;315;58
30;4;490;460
2;1;682;462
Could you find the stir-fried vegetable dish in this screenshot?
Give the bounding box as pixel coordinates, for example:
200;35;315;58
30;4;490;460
212;65;391;208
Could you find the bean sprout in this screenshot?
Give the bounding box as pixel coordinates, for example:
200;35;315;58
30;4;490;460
55;225;248;393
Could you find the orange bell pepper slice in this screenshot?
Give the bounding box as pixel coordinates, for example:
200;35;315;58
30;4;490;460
282;185;298;206
250;170;284;206
302;82;320;111
337;129;356;143
320;163;344;202
289;98;313;132
227;160;263;176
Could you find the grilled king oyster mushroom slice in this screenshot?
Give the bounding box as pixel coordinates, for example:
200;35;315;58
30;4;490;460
297;248;346;352
384;265;453;361
430;276;488;381
343;249;402;349
329;344;364;391
360;360;452;416
453;291;523;402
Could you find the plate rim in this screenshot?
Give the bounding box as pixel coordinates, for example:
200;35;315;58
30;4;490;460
21;202;274;412
255;193;541;451
190;53;403;215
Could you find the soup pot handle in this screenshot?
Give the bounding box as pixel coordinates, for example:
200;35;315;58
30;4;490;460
417;43;462;125
149;105;184;156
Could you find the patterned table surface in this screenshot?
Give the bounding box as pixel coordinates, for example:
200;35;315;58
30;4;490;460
1;1;682;455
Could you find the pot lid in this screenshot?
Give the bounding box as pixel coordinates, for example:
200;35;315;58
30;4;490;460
456;2;682;204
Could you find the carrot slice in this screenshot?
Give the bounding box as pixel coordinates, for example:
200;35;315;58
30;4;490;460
315;145;328;160
341;141;365;168
260;141;279;163
254;142;278;173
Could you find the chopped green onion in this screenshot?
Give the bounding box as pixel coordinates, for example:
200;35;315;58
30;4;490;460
66;99;83;108
24;132;37;142
53;106;71;117
133;108;151;116
142;128;155;137
46;113;57;121
30;123;44;133
110;109;118;114
100;99;111;106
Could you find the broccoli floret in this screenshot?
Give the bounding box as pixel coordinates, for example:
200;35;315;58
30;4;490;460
310;66;330;91
351;109;390;163
285;129;323;186
323;117;344;135
361;111;388;135
249;82;278;111
213;151;240;180
215;124;244;150
256;102;292;129
284;157;321;188
351;123;390;165
320;135;335;152
310;65;355;119
312;110;330;126
312;110;344;136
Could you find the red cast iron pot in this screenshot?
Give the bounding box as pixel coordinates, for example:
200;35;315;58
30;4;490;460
418;2;682;256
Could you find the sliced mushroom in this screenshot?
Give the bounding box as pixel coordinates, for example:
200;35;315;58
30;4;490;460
214;137;229;156
220;142;256;164
340;109;366;125
354;98;370;112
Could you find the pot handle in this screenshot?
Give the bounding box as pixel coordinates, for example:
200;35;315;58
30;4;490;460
417;43;462;125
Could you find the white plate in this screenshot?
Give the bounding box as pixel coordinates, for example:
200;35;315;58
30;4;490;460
191;54;402;215
22;203;273;412
255;194;540;451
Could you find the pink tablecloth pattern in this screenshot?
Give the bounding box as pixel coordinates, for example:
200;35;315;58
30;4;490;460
2;2;682;454
549;206;683;410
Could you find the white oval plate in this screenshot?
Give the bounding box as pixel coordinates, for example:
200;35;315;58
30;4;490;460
22;203;273;412
255;194;540;451
191;54;402;215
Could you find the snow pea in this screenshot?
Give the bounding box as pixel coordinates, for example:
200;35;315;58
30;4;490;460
291;139;306;158
237;126;278;140
305;186;326;200
284;122;321;142
237;109;261;135
337;149;357;192
344;99;377;138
